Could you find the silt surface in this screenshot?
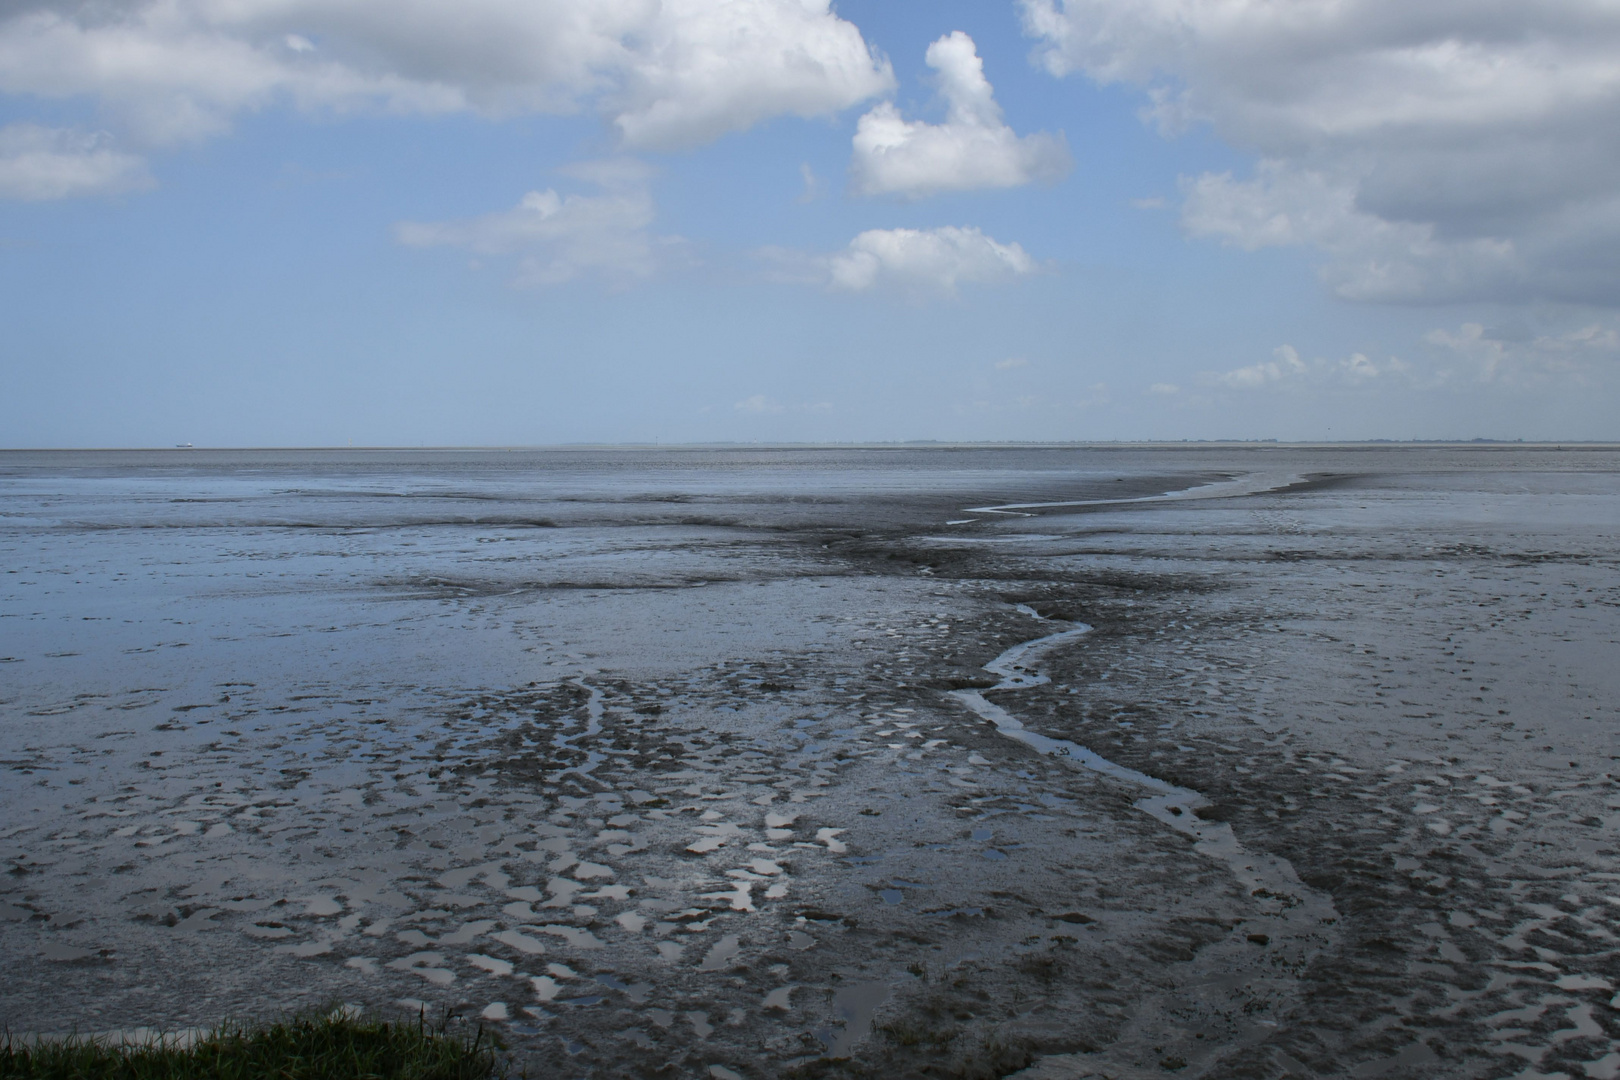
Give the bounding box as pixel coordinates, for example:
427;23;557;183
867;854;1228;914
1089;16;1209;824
1;445;1617;1079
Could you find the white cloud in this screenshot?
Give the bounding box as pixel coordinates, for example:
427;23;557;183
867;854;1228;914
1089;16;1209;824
394;160;658;286
1180;161;1520;303
820;226;1038;294
0;124;151;200
1424;321;1619;382
609;0;895;150
851;31;1068;198
995;356;1029;369
1212;344;1307;389
1021;0;1620;305
1148;381;1178;394
761;225;1039;295
1205;344;1410;390
0;0;892;155
1201;325;1615;395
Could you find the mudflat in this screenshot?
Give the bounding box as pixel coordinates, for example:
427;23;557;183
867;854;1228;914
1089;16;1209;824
1;445;1616;1079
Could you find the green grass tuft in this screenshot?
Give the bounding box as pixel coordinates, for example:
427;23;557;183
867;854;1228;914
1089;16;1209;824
0;1010;504;1080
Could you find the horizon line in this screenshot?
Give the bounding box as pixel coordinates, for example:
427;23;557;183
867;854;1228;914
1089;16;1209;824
3;439;1618;453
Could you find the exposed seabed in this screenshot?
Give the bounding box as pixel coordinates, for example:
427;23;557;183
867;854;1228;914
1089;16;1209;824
2;445;1617;1079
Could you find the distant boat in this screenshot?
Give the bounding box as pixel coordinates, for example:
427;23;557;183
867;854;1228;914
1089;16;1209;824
175;443;194;448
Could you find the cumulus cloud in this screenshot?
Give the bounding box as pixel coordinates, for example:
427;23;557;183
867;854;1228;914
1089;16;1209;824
787;225;1039;294
761;225;1039;294
0;124;151;200
608;0;895;150
850;31;1068;198
1205;344;1410;390
1202;325;1615;394
1424;321;1619;382
1180;162;1521;303
1021;0;1620;305
0;0;892;157
394;160;658;286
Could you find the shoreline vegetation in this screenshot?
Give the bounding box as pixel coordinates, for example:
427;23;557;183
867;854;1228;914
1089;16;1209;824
0;1011;505;1080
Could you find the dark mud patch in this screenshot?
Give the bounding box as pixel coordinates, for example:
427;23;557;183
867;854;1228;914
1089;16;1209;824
1005;559;1620;1079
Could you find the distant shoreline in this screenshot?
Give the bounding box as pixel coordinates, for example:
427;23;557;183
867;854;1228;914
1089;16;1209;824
3;439;1618;454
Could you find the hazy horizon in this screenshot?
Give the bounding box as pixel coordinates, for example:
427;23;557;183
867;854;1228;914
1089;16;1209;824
6;439;1620;453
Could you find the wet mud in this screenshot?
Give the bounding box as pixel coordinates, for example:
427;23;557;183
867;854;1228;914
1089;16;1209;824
2;445;1618;1079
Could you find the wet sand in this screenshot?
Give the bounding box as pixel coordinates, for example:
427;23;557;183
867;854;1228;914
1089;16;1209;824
1;445;1617;1079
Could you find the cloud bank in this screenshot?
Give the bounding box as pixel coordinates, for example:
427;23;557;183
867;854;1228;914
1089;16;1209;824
1021;0;1620;305
851;31;1069;199
0;0;894;193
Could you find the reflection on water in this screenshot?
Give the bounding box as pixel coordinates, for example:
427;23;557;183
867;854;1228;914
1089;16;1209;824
6;445;1618;1077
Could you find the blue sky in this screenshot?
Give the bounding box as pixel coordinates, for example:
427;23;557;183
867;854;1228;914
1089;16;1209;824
1;0;1617;446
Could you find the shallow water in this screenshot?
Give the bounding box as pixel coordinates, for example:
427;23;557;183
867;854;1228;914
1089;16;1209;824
4;445;1619;1078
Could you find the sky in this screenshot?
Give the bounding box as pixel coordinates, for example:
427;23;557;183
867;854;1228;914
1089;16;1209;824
1;0;1618;447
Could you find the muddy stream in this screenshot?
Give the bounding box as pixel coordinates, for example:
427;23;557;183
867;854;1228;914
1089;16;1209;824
956;604;1340;1077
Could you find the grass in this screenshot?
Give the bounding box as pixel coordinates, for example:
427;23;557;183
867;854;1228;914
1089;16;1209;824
0;1010;504;1080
